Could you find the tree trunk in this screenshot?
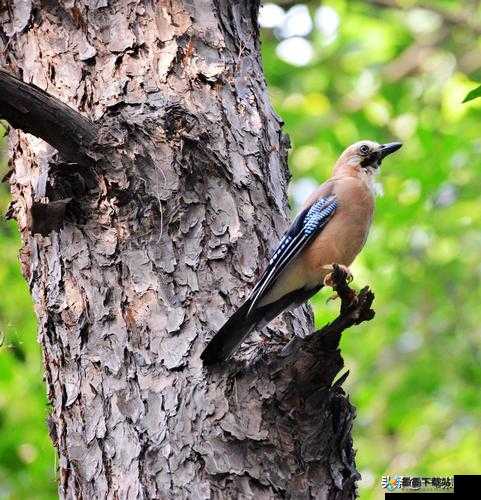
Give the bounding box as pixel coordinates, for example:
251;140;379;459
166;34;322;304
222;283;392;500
1;1;359;498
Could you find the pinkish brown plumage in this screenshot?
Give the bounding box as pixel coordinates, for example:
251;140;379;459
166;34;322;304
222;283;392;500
202;141;402;365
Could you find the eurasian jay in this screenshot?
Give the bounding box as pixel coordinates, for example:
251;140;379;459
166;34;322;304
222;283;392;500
201;140;402;365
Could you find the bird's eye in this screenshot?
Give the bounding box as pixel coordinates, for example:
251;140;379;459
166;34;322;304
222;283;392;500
359;144;370;155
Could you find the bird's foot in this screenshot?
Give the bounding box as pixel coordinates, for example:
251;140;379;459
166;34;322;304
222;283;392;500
322;264;353;288
323;264;356;305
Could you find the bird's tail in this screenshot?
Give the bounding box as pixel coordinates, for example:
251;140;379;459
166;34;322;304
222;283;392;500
201;285;323;366
201;299;256;365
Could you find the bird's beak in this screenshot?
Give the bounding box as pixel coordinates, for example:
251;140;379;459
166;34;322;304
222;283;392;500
379;142;402;159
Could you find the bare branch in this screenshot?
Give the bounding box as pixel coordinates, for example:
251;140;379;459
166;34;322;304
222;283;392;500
0;69;98;163
274;265;375;373
316;264;375;340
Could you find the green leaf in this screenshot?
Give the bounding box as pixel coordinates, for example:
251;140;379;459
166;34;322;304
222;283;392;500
463;85;481;103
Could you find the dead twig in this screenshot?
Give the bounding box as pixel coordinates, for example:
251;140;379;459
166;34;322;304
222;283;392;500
270;265;375;385
316;264;375;343
279;265;375;368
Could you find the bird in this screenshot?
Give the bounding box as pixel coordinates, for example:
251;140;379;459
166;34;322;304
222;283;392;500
201;140;402;365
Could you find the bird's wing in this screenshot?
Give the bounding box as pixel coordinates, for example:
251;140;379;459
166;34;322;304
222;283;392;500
247;196;338;315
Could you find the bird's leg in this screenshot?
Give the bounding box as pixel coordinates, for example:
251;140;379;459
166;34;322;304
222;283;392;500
322;264;356;305
322;264;353;287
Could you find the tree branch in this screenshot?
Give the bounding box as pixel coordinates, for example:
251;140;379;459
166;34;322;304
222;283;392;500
0;69;98;163
274;265;375;370
246;266;373;493
316;265;375;341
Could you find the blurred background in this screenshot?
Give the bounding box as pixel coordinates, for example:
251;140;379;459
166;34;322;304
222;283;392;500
1;0;480;498
260;0;481;498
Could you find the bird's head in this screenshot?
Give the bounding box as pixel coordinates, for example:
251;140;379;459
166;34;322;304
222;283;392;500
334;140;402;178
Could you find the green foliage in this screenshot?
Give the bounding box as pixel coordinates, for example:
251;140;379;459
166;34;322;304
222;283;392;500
0;147;57;498
262;0;481;498
463;85;481;103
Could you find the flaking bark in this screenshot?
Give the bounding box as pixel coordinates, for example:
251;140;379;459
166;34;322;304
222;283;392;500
1;1;362;498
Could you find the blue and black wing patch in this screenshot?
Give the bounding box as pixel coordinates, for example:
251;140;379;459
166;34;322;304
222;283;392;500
247;196;337;314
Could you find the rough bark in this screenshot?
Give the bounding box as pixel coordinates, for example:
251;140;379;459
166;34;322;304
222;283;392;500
1;1;361;498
